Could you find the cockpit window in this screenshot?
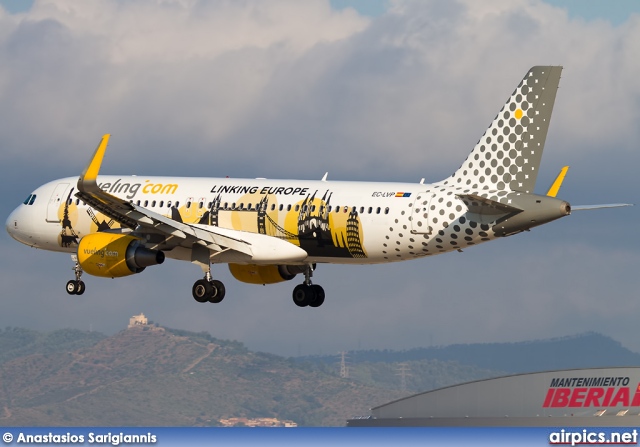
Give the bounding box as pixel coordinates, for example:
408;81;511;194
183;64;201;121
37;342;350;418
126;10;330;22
23;194;37;205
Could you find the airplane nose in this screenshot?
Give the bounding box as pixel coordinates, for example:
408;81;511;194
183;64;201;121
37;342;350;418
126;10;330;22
6;208;18;239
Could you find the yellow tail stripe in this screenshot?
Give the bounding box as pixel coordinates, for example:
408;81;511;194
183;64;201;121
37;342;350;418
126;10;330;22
546;166;569;197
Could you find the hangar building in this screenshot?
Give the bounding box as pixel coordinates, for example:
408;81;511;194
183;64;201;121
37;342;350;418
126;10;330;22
348;367;640;426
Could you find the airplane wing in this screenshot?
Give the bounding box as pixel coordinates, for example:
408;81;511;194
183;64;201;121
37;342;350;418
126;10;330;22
75;135;308;263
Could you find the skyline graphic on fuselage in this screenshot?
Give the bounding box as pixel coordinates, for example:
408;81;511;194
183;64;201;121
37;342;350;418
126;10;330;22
196;190;367;258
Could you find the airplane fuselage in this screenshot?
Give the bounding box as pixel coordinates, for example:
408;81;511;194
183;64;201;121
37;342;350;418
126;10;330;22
7;174;569;267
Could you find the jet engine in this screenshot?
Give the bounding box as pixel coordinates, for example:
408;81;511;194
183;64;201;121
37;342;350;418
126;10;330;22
77;233;164;278
228;264;307;285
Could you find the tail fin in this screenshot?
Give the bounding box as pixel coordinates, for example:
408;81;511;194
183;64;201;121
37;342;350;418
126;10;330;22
444;66;562;193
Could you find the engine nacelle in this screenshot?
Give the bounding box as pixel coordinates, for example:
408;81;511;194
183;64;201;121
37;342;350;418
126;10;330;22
228;264;307;285
77;233;165;278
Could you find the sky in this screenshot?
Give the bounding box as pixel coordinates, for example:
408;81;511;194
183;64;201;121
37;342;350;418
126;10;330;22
1;0;639;358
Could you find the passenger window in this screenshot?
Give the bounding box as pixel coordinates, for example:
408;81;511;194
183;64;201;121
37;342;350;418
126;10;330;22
359;207;364;214
287;204;292;211
335;206;340;213
186;202;191;209
144;200;149;207
327;205;332;212
295;205;300;211
311;205;316;212
271;204;276;211
152;200;156;207
199;202;203;209
232;203;236;210
175;201;180;208
224;202;228;210
159;201;164;207
207;202;212;208
368;207;372;214
167;201;172;207
239;203;244;210
136;200;141;206
376;207;381;214
302;205;307;212
344;206;349;213
384;207;389;214
279;204;283;211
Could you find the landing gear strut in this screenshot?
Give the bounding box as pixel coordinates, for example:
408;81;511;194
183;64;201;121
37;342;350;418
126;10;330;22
192;270;226;304
292;265;325;308
66;255;85;295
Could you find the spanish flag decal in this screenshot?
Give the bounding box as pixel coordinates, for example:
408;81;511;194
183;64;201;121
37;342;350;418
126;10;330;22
395;192;411;198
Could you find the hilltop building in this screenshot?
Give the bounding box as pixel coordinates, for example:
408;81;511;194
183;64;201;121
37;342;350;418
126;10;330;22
128;313;148;328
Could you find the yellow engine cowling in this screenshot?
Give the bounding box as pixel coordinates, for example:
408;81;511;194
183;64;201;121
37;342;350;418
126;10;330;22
228;264;307;285
77;233;165;278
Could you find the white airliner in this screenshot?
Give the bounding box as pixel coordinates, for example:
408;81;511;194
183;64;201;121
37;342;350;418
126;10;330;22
5;66;630;307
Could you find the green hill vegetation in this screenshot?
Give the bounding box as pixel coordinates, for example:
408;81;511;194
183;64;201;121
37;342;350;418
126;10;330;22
0;326;404;426
1;327;635;426
301;332;640;376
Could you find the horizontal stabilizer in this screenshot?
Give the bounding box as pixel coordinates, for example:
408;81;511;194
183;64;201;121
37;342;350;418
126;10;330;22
457;194;522;215
572;203;633;211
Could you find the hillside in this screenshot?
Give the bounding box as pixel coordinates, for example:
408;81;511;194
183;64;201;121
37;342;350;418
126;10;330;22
0;326;404;426
2;328;637;426
301;332;640;380
0;327;105;364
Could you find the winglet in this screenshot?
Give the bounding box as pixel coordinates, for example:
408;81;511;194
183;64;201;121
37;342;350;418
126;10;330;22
78;134;110;192
546;166;569;197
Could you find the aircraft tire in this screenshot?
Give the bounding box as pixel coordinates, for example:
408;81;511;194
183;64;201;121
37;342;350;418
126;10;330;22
209;280;226;303
66;280;78;295
309;285;325;307
76;281;86;295
292;284;314;307
192;279;212;303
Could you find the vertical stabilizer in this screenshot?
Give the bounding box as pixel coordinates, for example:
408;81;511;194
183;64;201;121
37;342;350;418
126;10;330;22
444;66;562;193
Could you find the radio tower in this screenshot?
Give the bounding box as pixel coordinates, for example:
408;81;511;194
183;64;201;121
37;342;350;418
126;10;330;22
338;351;349;378
396;363;412;392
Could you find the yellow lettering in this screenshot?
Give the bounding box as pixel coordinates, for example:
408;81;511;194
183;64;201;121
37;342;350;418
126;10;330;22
160;184;178;194
140;182;179;195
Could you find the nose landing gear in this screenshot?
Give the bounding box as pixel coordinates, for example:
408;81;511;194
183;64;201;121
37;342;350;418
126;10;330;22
66;255;85;295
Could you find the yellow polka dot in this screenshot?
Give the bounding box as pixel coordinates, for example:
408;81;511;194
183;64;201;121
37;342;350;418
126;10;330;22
515;108;523;120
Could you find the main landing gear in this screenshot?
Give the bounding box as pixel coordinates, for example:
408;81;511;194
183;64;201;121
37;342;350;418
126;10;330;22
66;255;85;295
292;265;325;308
192;271;226;304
